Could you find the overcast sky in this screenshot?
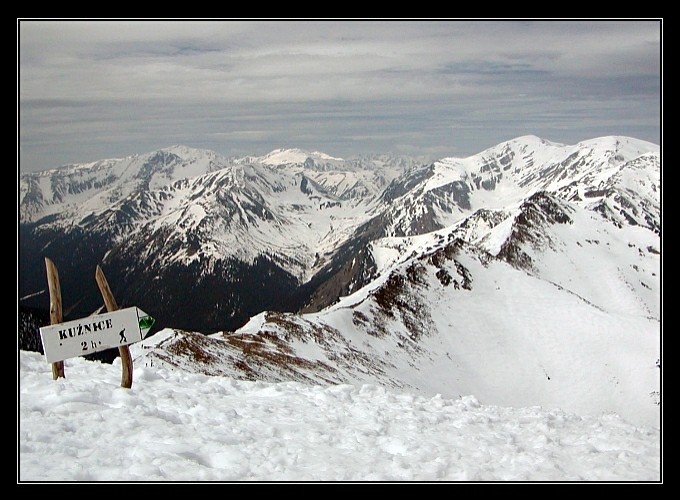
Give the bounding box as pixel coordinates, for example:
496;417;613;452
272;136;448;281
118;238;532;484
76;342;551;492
18;20;661;172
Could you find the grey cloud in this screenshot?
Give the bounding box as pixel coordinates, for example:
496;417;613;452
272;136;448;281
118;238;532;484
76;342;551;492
18;19;661;172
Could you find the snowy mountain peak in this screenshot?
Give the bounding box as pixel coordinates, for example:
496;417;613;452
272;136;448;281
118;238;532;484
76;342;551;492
158;144;223;160
575;135;659;154
496;134;561;150
257;148;344;166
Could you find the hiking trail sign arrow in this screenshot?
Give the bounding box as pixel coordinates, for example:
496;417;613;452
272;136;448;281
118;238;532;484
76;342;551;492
39;307;155;363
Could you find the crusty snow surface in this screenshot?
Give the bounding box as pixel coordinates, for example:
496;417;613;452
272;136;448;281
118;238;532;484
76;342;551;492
19;351;660;482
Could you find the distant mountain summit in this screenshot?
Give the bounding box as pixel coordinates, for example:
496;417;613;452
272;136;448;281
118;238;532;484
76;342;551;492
256;148;344;166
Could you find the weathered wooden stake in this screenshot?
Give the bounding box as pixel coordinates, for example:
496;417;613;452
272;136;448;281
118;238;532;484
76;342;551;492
45;258;65;379
95;265;133;389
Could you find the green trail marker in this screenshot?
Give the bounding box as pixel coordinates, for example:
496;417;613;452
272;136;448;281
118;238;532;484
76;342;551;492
139;315;155;331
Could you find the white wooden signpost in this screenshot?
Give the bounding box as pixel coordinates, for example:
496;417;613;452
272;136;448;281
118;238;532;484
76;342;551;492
40;259;151;388
39;307;155;364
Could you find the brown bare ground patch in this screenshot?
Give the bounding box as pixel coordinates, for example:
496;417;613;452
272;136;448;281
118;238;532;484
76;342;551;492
166;333;218;365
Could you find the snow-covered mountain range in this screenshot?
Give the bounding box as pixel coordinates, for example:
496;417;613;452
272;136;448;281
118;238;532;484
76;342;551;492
19;136;661;425
19;145;418;331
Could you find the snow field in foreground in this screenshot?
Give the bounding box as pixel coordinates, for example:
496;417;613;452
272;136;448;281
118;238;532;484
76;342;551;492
19;352;660;482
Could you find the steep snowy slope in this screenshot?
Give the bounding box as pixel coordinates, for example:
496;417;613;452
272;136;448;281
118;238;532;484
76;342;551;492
482;192;660;319
557;151;660;233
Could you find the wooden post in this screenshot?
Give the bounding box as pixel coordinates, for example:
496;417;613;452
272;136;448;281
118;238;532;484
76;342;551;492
45;258;65;379
95;265;133;389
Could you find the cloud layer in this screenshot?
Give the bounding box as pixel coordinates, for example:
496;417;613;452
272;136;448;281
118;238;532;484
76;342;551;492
19;20;661;171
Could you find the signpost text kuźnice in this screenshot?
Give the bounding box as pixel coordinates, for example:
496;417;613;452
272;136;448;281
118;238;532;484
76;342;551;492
39;307;155;363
